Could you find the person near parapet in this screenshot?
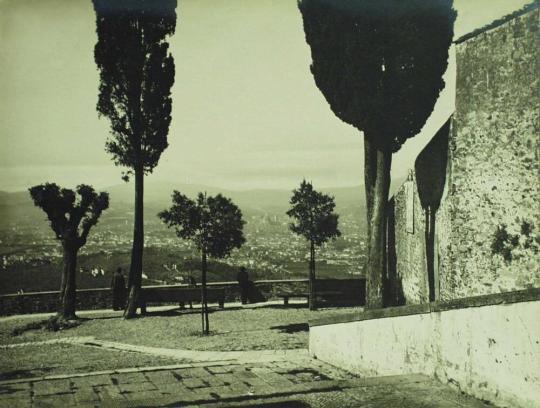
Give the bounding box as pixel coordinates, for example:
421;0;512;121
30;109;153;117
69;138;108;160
237;266;249;305
110;267;126;311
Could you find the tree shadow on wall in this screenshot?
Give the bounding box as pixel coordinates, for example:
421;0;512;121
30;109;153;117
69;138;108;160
384;118;450;306
414;118;451;302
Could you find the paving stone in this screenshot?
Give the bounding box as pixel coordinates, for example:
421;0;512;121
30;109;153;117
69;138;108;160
32;397;61;408
202;384;237;399
33;393;76;407
98;398;132;408
71;374;112;388
71;403;99;408
121;390;170;406
0;398;31;408
0;391;30;402
234;369;258;380
264;377;298;389
73;388;100;403
143;370;180;384
111;372;148;384
0;383;31;400
95;384;125;401
242;377;272;389
223;380;253;395
182;388;218;403
250;366;276;377
0;382;30;395
179;367;209;379
209;373;237;387
118;381;158;394
182;377;208;389
32;379;72;396
0;353;494;408
205;365;237;374
203;374;228;387
157;380;190;391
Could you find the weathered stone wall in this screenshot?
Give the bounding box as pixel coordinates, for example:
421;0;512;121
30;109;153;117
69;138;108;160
309;290;540;408
440;8;540;298
0;278;365;316
388;8;540;302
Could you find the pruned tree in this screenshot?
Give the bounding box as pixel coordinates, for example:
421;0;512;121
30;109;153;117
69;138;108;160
287;180;341;310
298;0;456;308
93;0;177;318
28;183;109;320
159;192;245;334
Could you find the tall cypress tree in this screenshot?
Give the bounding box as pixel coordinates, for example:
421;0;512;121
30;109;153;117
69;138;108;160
93;0;177;318
298;0;455;308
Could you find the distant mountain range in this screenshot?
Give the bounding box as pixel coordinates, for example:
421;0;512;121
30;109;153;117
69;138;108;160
0;177;405;225
104;181;368;211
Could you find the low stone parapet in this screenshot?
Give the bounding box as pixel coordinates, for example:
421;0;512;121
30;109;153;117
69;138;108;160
0;278;365;316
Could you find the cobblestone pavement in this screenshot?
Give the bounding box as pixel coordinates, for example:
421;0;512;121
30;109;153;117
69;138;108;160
0;355;491;408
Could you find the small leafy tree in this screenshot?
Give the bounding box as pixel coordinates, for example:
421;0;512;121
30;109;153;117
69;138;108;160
93;0;177;318
299;0;455;308
159;192;245;334
28;184;109;320
287;180;341;310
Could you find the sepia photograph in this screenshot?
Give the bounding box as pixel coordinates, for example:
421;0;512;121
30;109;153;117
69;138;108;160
0;0;538;407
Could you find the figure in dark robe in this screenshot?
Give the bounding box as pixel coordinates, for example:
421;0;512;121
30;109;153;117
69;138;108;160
111;267;126;311
237;267;249;305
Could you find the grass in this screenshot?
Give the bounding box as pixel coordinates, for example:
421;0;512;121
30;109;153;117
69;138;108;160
11;315;81;336
0;343;180;381
1;305;360;351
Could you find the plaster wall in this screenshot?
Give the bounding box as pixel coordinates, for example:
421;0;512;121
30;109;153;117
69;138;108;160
310;300;540;408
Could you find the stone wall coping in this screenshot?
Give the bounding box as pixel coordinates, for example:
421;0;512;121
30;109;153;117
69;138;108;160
0;277;366;298
454;2;539;45
309;288;540;327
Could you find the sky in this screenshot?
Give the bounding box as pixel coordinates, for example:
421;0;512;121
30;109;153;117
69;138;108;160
0;0;531;193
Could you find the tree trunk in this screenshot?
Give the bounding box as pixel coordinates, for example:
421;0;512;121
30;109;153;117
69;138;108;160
364;138;377;240
60;244;78;320
58;256;67;315
124;165;144;319
201;249;209;335
363;138;376;306
308;240;316;311
364;140;392;309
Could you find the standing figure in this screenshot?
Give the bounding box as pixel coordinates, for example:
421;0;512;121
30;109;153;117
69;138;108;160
237;267;249;305
111;267;126;311
185;274;197;309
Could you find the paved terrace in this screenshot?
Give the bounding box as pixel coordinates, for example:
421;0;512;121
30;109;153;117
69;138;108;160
1;303;493;407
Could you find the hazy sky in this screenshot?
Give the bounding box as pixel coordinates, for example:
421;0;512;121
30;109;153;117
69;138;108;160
0;0;530;192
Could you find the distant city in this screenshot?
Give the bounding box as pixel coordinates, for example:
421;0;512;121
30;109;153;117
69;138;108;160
0;186;367;294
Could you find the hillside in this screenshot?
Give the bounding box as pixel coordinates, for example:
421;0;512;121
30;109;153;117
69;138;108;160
0;178;408;225
0;180;409;294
